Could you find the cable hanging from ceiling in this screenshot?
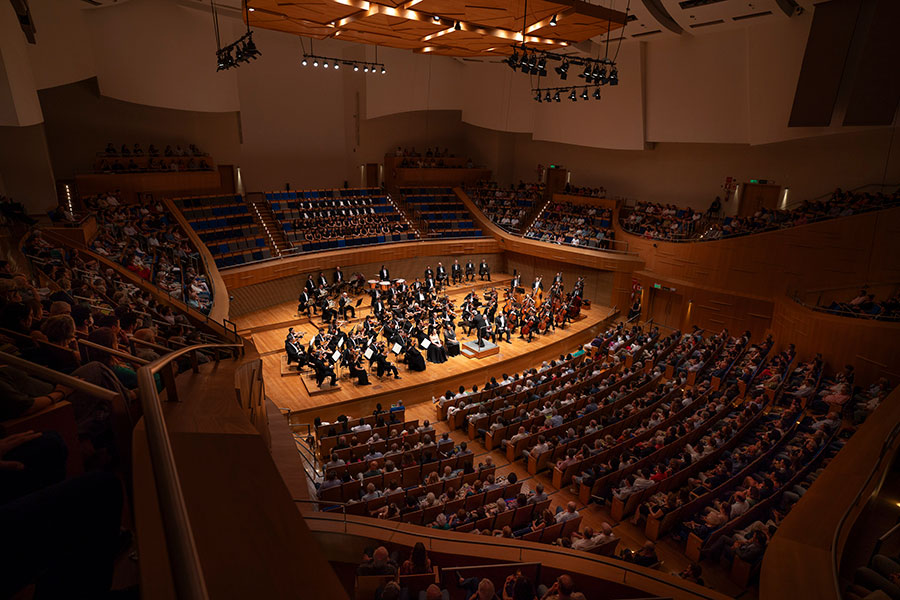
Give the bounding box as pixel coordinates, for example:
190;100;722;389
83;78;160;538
508;0;629;102
299;39;387;75
212;0;262;71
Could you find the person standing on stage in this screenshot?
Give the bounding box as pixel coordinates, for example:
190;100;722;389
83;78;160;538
451;260;462;285
333;266;344;288
479;259;491;281
465;260;475;282
472;309;488;348
379;265;390;282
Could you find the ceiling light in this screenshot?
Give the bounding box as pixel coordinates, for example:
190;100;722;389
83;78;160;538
334;62;340;69
313;59;319;67
550;14;557;26
535;90;542;102
323;61;329;68
301;58;308;66
248;7;255;12
433;15;440;22
364;65;369;72
609;68;618;86
581;87;589;100
353;64;359;71
381;66;386;74
598;67;607;85
544;91;552;102
593;88;601;100
553;91;560;102
569;88;577;101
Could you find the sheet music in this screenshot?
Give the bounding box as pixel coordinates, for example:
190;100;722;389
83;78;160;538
331;350;341;363
364;347;374;360
421;339;431;349
392;343;402;355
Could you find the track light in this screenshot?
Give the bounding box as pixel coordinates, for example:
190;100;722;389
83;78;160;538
354;64;359;71
301;58;308;66
545;91;552;102
313;59;319;67
303;54;385;76
553;91;560;102
580;65;591;80
569;88;577;101
598;67;607;85
216;31;261;71
593;88;601;100
364;65;369;72
555;60;569;80
334;62;340;69
381;66;386;74
609;68;618;86
581;87;589;100
323;61;329;68
550;14;558;26
535;90;542;102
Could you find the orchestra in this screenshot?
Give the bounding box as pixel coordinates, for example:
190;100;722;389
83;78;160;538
285;263;585;388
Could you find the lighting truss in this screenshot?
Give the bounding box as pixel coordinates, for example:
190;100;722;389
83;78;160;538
506;43;618;86
532;85;603;103
213;1;261;72
300;54;387;74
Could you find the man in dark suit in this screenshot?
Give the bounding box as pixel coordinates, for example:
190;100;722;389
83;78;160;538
494;312;511;344
372;344;400;379
298;290;316;316
305;274;317;294
479;259;491;281
310;351;336;387
333;266;344;287
424;265;434;281
465;260;475;282
285;333;307;366
317;271;328;289
379;265;390;281
339;292;355;319
472;309;488;348
373;298;386;320
451;260;462;285
436;262;447;286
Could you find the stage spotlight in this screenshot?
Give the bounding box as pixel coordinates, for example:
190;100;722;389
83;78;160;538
507;50;519;71
313;59;319;67
593;87;601;100
353;64;359;71
569;88;577;101
580;64;591;80
364;65;369;72
301;58;308;66
555;60;569;80
334;62;340;69
553;91;561;102
609;68;618;86
323;61;329;68
550;14;557;26
544;91;552;102
381;66;386;74
581;87;588;100
598;67;607;85
535;90;542;102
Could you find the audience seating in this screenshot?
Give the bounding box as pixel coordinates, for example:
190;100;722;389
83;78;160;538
401;187;483;238
173;194;271;268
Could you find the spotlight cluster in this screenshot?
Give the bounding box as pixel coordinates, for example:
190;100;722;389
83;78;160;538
534;86;602;103
504;43;620;92
216;31;261;71
300;54;386;74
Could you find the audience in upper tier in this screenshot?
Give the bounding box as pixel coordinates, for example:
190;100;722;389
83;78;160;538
95;142;211;174
526;201;616;250
82;193;212;312
467;181;543;234
563;183;607;198
288;198;408;242
623;188;900;241
821;286;900;320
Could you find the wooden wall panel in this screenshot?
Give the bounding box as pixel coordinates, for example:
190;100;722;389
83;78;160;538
617;206;900;298
770;298;900;383
551;193;620;211
221;238;501;290
230;251;504;317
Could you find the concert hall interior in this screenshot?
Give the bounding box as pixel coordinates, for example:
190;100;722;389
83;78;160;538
1;1;900;599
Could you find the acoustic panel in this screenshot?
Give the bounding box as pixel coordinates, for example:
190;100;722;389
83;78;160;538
842;0;900;126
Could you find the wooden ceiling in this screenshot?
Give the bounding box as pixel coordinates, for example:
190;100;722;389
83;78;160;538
245;0;628;57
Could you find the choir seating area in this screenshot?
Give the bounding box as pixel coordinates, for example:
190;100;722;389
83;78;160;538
173;193;271;268
401;187;483;239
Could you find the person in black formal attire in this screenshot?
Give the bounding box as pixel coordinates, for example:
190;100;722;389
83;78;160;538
339;292;355;319
333;266;344;287
465;260;475;282
471;309;488;348
317;271;328;289
443;323;460;357
373;297;387;320
285;331;307;366
511;270;521;290
405;344;427;372
424;265;434;281
305;274;317;294
372;343;401;378
343;349;370;385
310;350;337;387
553;272;563;286
451;260;462;285
298;289;316;316
479;259;491;281
494;312;511;343
436;262;447;287
379;265;390;281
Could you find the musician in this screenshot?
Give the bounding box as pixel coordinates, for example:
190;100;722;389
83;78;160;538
305;274;317;294
343;348;370;385
285;333;307;367
424;265;434;281
451;260;462;284
553;272;563;286
333;266;344;286
320;294;337;324
426;331;447;364
443;323;460;357
436;262;447;286
373;297;387;319
339;292;355;319
493;312;511;344
317;271;328;289
298;289;316;316
372;343;401;379
532;276;544;293
479;259;491;281
310;350;337;388
379;265;390;281
465;260;475;282
404;344;427;372
511;270;521;290
424;275;436;292
311;327;328;350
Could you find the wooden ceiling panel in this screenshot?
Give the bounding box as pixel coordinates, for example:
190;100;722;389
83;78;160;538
247;0;627;57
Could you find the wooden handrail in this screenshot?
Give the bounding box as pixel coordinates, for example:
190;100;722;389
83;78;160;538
0;350;119;403
78;338;150;365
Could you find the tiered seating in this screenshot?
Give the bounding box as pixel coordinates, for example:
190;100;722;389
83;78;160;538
401;187;483;238
266;188;414;251
466;181;542;233
526;200;616;250
173;194;270;268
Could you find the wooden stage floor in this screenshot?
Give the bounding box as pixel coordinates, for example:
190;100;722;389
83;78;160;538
234;275;617;422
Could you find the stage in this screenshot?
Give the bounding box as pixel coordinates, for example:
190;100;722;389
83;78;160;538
233;274;618;422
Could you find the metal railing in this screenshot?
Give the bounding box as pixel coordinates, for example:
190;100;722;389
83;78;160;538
135;341;244;600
